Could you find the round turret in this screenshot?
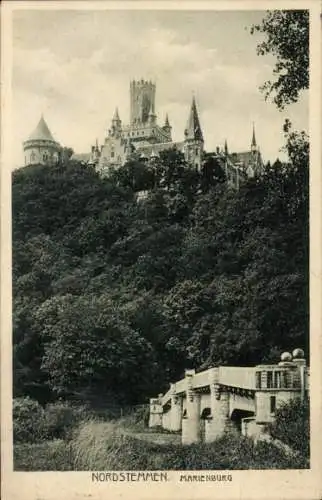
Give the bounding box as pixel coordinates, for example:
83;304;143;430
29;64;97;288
23;115;61;166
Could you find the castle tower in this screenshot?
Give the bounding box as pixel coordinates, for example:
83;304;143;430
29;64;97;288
130;79;156;124
110;107;122;138
184;96;204;170
23;115;61;166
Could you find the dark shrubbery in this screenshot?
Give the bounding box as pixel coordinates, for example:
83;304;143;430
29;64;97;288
41;401;90;440
13;397;45;443
269;397;310;458
13;397;89;443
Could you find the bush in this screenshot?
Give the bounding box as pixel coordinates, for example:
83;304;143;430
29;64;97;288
269;397;309;458
13;397;90;443
13;397;45;443
41;401;89;440
116;405;150;430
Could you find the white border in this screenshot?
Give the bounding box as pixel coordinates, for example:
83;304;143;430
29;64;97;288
1;2;321;499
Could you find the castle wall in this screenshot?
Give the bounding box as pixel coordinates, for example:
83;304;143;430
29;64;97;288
98;136;127;172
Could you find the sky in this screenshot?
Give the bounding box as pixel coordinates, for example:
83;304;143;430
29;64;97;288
12;8;308;167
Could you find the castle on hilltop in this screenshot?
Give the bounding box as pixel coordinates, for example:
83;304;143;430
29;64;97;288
23;79;264;186
76;78;205;175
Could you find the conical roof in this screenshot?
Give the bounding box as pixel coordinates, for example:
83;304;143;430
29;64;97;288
185;96;203;141
27;115;57;142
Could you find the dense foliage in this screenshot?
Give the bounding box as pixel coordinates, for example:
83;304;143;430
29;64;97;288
269;397;310;458
12;131;309;405
250;10;309;109
13;396;89;442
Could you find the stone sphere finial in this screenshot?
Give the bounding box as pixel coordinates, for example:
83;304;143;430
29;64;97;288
292;348;305;359
281;352;292;362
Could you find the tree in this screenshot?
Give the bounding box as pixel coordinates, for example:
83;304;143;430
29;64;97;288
36;294;158;403
61;147;74;161
112;159;154;192
201;156;226;191
250;10;309;109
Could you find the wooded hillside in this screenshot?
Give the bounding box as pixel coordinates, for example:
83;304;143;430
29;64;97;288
12;129;309;407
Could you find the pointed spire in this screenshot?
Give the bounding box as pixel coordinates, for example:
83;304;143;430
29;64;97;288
185;95;203;142
164;113;170;127
113;107;120;122
224;139;228;156
251;122;257;150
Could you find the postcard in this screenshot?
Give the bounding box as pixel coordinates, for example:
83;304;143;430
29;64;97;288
1;1;321;499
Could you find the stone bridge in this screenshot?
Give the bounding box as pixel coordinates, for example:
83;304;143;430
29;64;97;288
149;349;309;444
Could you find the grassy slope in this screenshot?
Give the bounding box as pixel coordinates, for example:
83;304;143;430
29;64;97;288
14;419;309;471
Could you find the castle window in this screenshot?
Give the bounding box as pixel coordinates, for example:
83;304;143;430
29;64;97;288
270;396;276;414
195;148;198;155
111;151;115;158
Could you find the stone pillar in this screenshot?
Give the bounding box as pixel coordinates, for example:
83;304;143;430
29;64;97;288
170;384;182;431
182;369;201;445
205;368;231;443
206;384;230;442
148;396;163;428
